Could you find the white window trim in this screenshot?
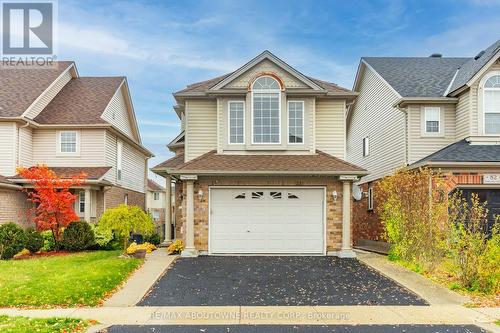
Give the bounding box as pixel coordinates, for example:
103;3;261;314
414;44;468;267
117;140;123;181
153;192;160;200
227;100;245;145
367;187;374;211
362;136;370;157
287;100;305;144
251;75;282;145
79;191;85;214
481;71;500;136
421;106;443;137
56;130;80;156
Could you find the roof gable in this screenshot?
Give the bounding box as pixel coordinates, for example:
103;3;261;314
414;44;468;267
0;61;74;117
209;51;324;91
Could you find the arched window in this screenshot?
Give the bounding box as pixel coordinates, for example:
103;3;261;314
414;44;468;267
252;76;281;143
484;74;500;134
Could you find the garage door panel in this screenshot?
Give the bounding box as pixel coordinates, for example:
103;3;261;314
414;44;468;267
210;188;325;254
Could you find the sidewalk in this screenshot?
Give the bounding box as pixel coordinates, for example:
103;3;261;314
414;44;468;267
104;250;177;307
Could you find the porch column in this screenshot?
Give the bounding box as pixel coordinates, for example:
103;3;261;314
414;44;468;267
164;175;172;243
84;188;91;222
181;175;198;257
339;178;356;258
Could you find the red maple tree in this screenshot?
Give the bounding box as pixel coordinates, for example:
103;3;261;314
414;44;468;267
17;165;87;249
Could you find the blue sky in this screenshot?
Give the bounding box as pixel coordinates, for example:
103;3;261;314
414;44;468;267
56;0;500;184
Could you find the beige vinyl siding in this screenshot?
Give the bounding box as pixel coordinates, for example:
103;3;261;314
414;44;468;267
407;104;456;164
0;122;16;176
104;130;146;193
455;90;471;139
315;99;346;159
32;128;106;166
104;130;117;182
121;141;146;193
17;126;33;167
347;65;406;183
101;85;135;140
185;99;217;161
224;59;308;89
146;190;165;210
471;60;500;135
24;69;73;120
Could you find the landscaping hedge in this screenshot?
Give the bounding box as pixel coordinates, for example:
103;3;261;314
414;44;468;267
61;221;95;251
0;223;27;260
25;228;44;253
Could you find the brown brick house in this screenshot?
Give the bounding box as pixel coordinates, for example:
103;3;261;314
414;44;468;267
153;51;367;257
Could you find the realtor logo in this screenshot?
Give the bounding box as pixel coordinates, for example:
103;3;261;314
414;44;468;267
1;0;57;66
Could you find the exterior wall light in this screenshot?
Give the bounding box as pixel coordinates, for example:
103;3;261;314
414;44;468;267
332;190;338;201
198;189;204;201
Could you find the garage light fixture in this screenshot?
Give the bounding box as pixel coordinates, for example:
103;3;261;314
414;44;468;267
332;190;338;201
198;189;204;201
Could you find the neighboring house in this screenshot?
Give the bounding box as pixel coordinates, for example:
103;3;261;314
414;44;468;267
0;62;153;226
347;40;500;244
146;179;167;236
152;51;367;257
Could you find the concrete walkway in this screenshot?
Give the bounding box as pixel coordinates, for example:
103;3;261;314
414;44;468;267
104;250;177;307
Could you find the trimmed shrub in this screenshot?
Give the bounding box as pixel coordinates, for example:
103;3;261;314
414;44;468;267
61;221;95;251
144;233;161;246
89;223;114;250
25;228;44;253
0;223;28;260
41;230;55;252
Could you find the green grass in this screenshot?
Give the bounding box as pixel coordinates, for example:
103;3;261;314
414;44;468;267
0;251;142;307
0;315;91;333
495;319;500;326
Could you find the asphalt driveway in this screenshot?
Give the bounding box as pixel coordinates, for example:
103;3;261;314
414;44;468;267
107;325;487;333
139;256;427;306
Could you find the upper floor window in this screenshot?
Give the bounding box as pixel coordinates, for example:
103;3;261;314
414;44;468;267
153;192;160;200
59;131;78;154
484;74;500;134
228;101;245;144
252;76;281;144
362;136;370;157
424;107;440;133
288;101;304;143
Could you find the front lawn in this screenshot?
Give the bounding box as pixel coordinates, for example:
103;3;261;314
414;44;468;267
0;315;91;333
0;251;142;307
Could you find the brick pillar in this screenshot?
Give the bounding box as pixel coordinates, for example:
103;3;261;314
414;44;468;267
339;180;356;258
181;177;198;257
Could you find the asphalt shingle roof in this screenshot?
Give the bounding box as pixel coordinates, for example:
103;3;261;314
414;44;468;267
155;150;366;175
9;166;112;180
34;77;124;124
147;179;165;191
0;61;74;117
414;140;500;164
448;40;500;94
362;57;469;97
362;40;500;98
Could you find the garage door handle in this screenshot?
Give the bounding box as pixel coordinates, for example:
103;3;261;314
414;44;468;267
246;230;250;233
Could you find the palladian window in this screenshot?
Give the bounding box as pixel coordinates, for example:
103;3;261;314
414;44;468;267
252;76;281;143
484;74;500;134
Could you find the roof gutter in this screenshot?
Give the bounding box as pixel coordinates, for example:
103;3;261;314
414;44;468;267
408;161;500;170
393;97;459;108
166;170;369;176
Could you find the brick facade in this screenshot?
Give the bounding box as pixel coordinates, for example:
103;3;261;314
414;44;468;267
104;185;145;210
352;171;498;244
0;189;33;227
173;176;348;253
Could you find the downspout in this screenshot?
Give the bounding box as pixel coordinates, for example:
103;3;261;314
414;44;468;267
394;103;409;166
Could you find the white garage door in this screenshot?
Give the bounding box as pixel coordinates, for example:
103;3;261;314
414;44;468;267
209;188;325;254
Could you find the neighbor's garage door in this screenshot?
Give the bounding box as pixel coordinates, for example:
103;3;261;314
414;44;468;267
210;188;325;254
460;189;500;233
